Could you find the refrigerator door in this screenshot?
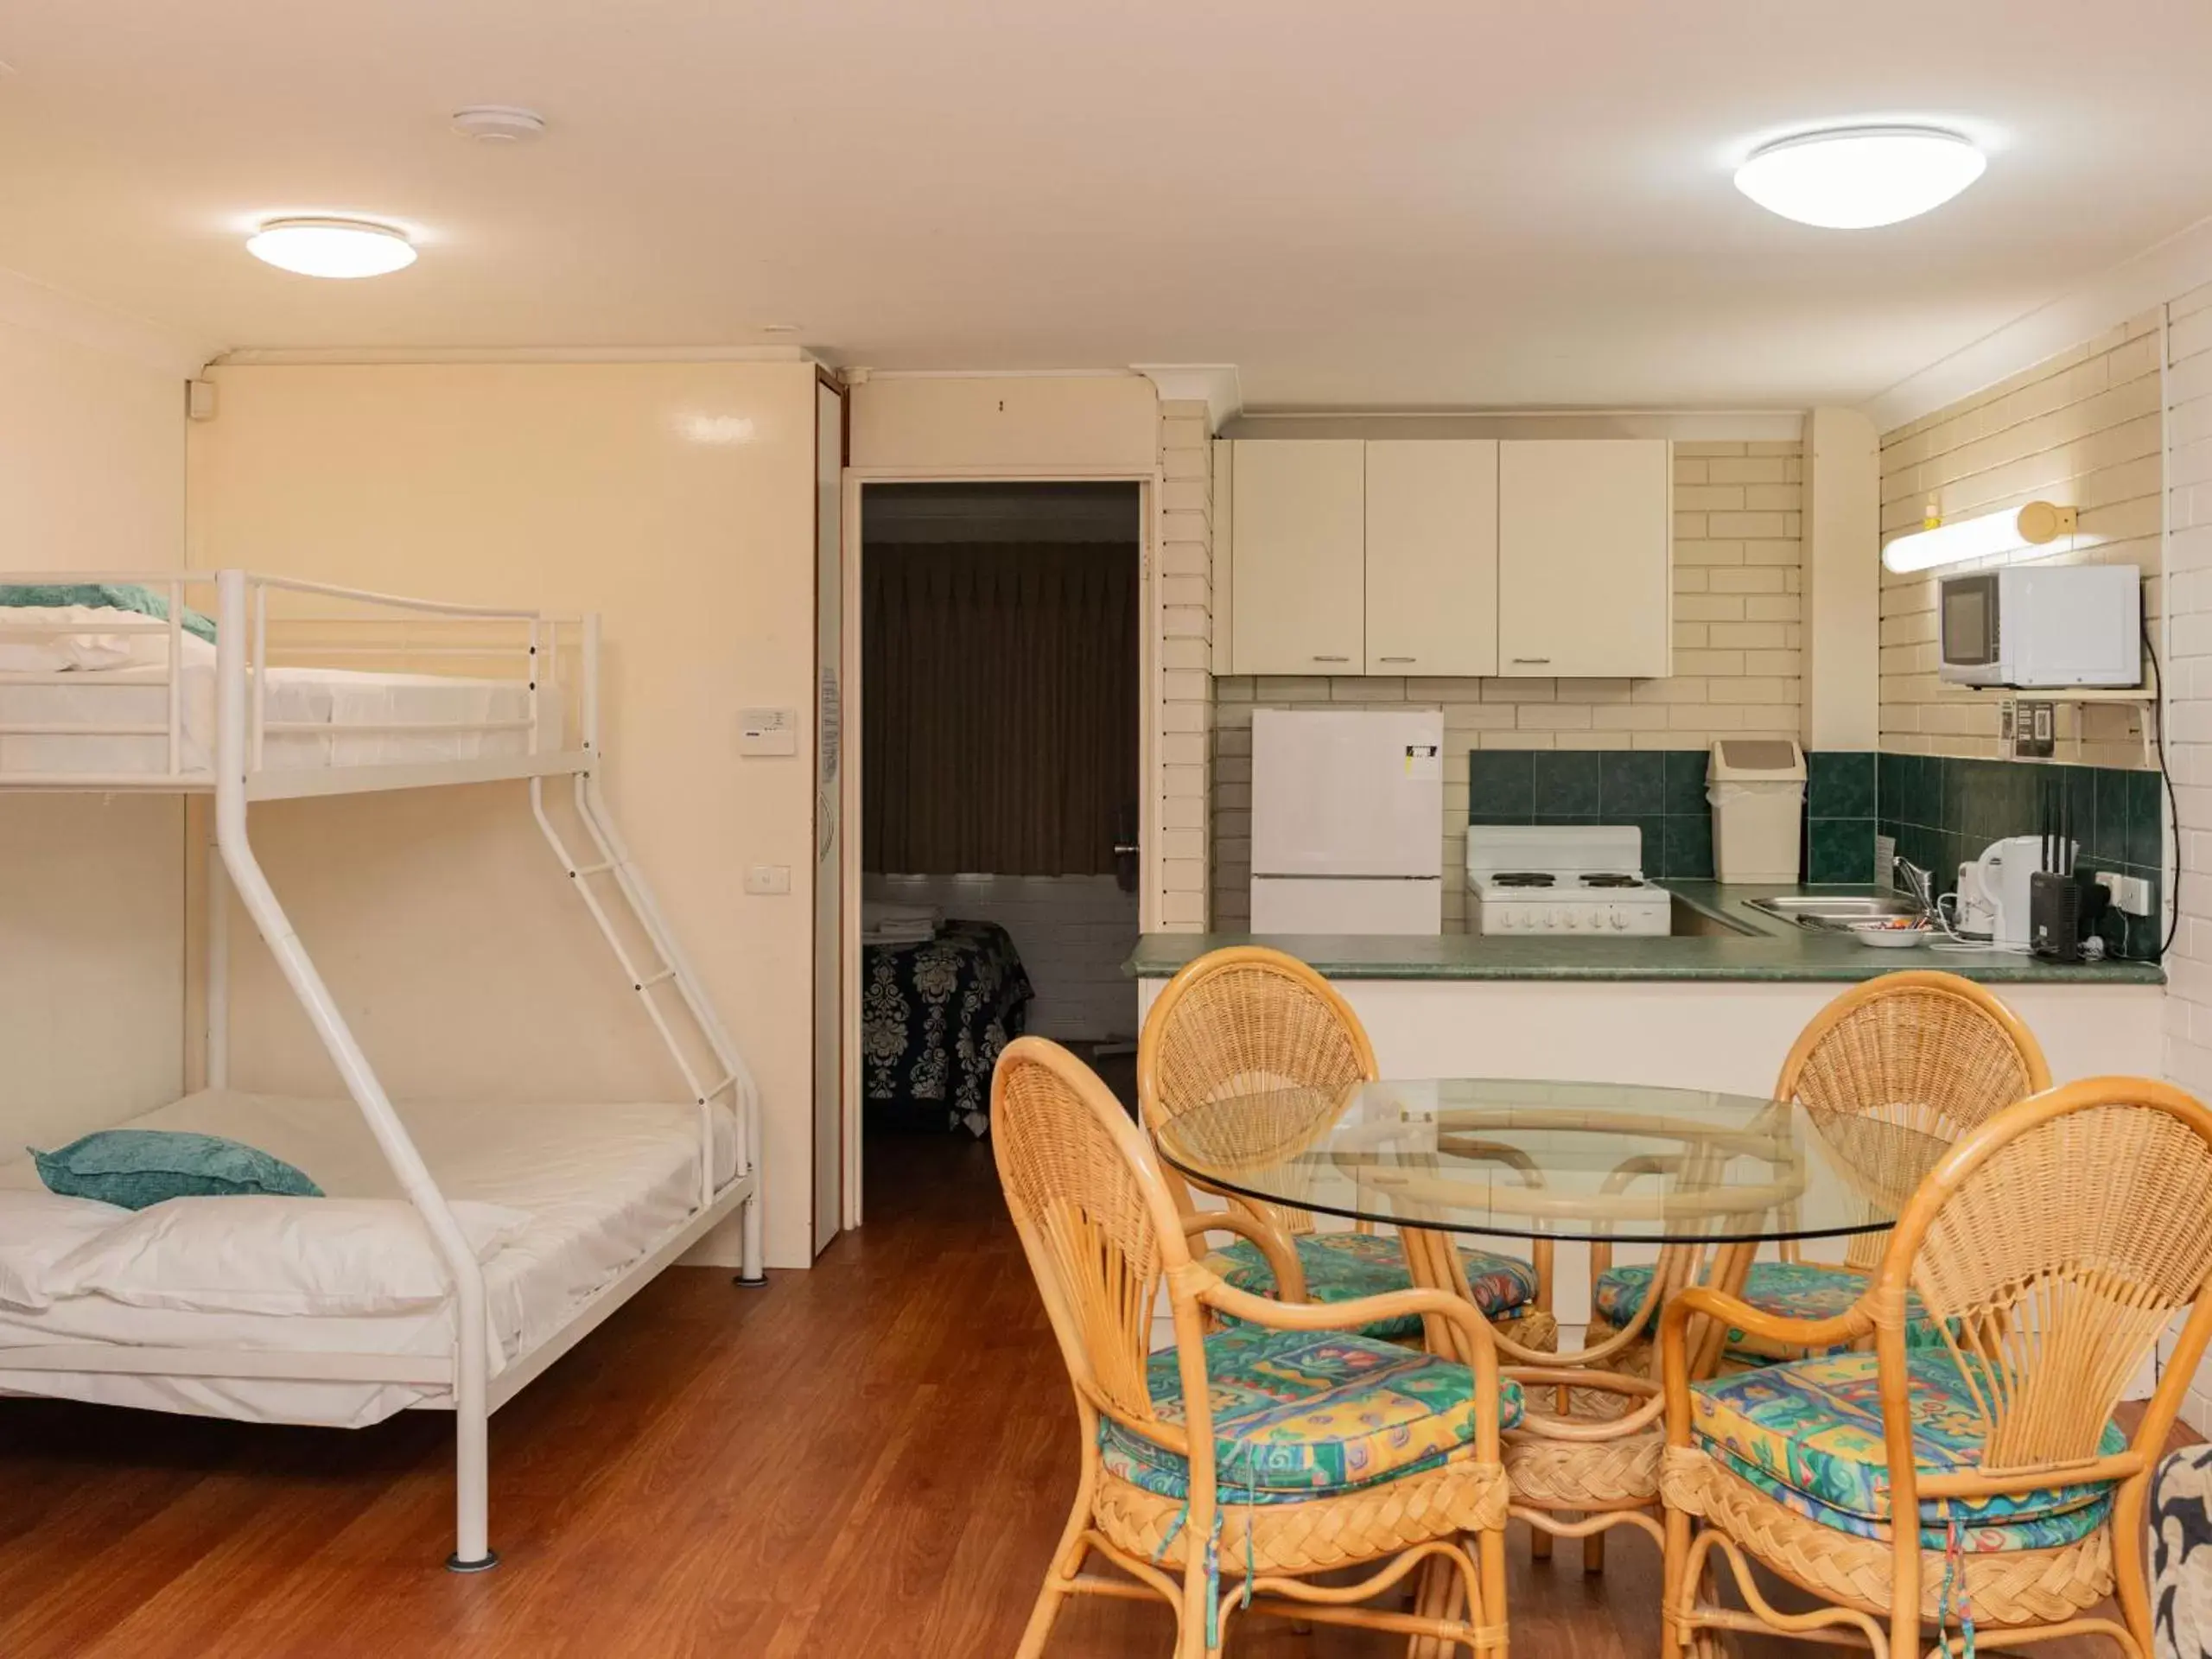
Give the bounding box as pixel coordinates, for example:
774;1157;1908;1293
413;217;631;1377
1251;875;1442;936
1252;709;1444;879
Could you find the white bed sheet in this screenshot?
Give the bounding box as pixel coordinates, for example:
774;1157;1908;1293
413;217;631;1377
0;659;560;779
0;1090;737;1427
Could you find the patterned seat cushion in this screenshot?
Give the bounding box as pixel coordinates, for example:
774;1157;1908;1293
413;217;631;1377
1211;1231;1538;1342
1690;1350;2122;1548
1592;1261;1949;1356
1100;1324;1524;1505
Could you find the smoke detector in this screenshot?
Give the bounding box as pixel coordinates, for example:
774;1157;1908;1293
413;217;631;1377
451;105;546;143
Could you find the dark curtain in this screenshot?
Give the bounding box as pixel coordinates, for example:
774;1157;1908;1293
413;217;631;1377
864;542;1137;876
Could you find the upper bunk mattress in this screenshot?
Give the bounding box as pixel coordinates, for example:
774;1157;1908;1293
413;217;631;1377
0;1090;738;1427
0;660;560;779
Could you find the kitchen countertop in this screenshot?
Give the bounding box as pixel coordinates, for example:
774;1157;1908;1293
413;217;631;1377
1125;882;2164;984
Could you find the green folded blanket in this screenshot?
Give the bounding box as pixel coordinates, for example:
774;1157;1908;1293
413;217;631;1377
0;582;217;644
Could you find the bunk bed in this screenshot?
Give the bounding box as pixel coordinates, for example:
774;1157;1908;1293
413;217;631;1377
0;571;763;1573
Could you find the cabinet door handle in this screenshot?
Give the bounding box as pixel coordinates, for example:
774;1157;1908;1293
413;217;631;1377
1311;654;1351;664
1378;656;1415;664
1510;657;1551;665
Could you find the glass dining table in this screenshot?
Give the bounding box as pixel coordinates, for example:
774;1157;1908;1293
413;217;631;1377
1152;1076;1955;1380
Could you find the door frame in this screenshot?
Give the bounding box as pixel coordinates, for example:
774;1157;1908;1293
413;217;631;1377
837;464;1163;1229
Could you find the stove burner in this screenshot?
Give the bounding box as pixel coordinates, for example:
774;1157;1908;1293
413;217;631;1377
1488;872;1554;888
1580;873;1645;889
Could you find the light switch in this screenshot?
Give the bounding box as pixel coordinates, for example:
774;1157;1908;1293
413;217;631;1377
744;865;791;895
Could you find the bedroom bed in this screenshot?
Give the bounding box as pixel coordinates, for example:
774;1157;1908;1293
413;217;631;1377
861;918;1033;1136
0;571;762;1572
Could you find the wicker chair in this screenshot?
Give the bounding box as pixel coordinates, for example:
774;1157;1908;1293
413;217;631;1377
995;1036;1518;1659
1589;970;2051;1370
1137;945;1556;1356
1658;1076;2212;1659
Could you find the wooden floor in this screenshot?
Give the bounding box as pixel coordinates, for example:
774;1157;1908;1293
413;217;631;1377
0;1133;2180;1656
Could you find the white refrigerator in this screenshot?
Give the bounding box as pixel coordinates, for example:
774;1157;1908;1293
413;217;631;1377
1250;709;1444;935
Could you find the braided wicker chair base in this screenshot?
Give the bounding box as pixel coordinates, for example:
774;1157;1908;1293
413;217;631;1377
1663;1446;2114;1625
1504;1425;1664;1511
1096;1459;1510;1576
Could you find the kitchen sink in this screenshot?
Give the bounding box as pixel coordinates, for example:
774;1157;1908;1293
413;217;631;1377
1745;893;1924;930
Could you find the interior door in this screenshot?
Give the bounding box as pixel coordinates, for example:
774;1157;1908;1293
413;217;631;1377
811;380;844;1257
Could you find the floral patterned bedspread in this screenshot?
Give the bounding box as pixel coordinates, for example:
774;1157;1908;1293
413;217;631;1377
861;919;1033;1136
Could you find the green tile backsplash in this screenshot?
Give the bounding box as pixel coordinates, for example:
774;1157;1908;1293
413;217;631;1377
1470;749;1714;879
1877;752;2165;961
1463;747;2166;959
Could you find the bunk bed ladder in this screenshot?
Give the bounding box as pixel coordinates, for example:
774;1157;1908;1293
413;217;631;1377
529;767;766;1288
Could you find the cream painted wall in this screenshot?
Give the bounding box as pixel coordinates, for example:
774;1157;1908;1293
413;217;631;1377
186;361;824;1269
0;309;188;1147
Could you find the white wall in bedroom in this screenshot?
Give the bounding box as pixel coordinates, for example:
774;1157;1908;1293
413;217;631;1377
0;300;189;1150
185;360;826;1270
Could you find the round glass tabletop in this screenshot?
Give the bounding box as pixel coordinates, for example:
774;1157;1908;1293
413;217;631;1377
1152;1077;1955;1246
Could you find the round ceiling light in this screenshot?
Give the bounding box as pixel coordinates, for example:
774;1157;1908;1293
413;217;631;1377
452;105;546;143
1733;127;1986;229
245;217;417;278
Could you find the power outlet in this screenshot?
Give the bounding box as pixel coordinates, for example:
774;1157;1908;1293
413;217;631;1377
743;864;791;896
2096;870;2152;916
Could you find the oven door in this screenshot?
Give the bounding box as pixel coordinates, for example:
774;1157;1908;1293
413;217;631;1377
1938;572;2002;684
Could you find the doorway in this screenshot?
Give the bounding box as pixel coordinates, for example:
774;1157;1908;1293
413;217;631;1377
847;481;1144;1192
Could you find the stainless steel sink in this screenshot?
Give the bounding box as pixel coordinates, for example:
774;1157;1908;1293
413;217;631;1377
1745;893;1924;930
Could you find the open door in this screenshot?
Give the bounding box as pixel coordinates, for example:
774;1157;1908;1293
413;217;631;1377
811;378;845;1257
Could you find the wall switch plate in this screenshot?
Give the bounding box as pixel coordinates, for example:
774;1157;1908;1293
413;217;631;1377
2017;700;2056;759
738;708;798;756
744;864;791;895
2097;870;2152;916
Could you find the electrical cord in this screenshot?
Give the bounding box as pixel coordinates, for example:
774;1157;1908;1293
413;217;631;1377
2143;615;2180;959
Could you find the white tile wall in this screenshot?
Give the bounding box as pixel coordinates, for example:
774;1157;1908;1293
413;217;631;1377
1159;398;1214;931
1877;311;2165;768
2158;277;2212;1433
1209;442;1804;929
864;873;1141;1041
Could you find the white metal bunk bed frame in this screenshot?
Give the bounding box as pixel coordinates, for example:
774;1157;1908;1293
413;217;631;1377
0;568;764;1571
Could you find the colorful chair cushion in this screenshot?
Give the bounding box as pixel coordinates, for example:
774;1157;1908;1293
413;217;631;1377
1592;1261;1948;1355
1211;1231;1538;1342
1690;1349;2122;1548
1099;1323;1524;1505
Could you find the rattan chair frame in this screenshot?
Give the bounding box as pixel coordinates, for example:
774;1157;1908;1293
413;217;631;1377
1656;1076;2212;1659
1136;944;1557;1352
996;1035;1514;1659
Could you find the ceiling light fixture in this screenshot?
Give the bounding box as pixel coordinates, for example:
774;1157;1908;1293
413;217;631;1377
1881;500;2077;573
1734;126;1986;229
452;105;546;143
246;217;416;278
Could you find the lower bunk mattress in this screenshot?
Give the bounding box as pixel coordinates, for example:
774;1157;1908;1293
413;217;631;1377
0;1090;739;1428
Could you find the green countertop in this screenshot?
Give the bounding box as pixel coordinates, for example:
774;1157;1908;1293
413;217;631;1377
1125;883;2164;985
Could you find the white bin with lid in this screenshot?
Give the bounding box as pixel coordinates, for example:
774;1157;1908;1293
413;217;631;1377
1707;738;1806;884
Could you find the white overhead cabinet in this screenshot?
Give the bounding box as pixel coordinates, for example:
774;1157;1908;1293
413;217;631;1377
1225;435;1669;679
1229;440;1365;675
1497;439;1672;677
1363;441;1498;677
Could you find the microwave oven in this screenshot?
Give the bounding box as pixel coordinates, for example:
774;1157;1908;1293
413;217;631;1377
1937;564;2142;689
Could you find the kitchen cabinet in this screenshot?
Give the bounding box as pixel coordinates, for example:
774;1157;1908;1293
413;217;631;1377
1497;439;1671;678
1229;440;1364;675
1364;440;1498;677
1225;435;1670;679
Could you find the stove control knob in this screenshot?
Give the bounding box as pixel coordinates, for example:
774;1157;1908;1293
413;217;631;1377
1549;906;1569;930
1610;908;1628;930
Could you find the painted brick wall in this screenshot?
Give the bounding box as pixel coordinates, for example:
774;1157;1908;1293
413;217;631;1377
1877;312;2164;770
2157;278;2212;1433
1209;441;1803;930
1158;399;1212;931
864;873;1140;1042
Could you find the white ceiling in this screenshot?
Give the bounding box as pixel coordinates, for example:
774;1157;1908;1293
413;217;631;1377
2;0;2209;409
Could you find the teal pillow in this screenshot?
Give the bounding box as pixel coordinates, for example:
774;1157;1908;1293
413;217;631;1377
0;582;217;644
30;1131;321;1209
